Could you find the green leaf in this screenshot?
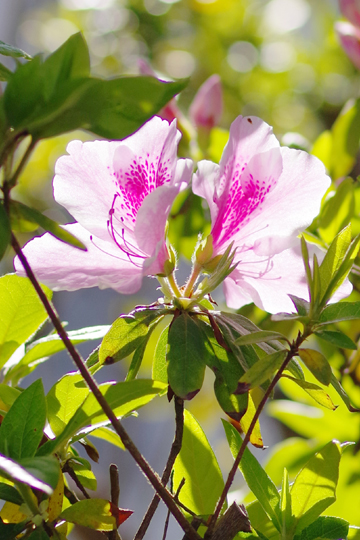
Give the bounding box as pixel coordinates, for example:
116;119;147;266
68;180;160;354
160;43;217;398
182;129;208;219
289;294;311;317
314;329;357;350
0;202;10;262
321;233;360;306
173;410;224;516
0;274;52;368
40;379;166;455
71;462;97;491
167;312;206;399
222;420;281;531
290;440;342;534
0;454;59;495
5;325;110;385
0;63;12;82
126;323;157;381
318;225;352;297
41;32;90;100
280;468;294;539
0;385;21;414
281;375;337;410
239;350;288;389
80;76;188;140
318;181;355;245
311;129;332;172
99;309;163;365
88;426;125;451
298;349;332;386
295;516;349;540
152;325;169;384
319;301;360;324
27;528;49;540
0;483;23;505
0;518;29;540
235;331;289;347
60;498;119;531
47;373;89;437
0;40;31;60
0;380;46;459
214;377;248;421
4;56;44;128
10;201;86;250
330;98;360;180
246;500;279;540
330;374;360;412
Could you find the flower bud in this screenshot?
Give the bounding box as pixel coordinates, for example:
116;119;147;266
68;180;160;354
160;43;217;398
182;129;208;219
189;74;223;130
195;234;214;267
339;0;360;27
335;21;360;70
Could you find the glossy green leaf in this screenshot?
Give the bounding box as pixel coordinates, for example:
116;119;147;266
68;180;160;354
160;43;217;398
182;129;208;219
173;410;224;516
280;468;294;539
60;498;119;531
222;420;281;531
5;325;110;385
0;202;10;262
40;379;166;454
152;325;169;384
10;201;86;250
314;329;357;350
290;440;342;533
246;499;279;540
88;426;125;451
321;233;360;307
0;380;46;459
126;325;157;381
330;374;360;412
214;377;248;421
295;516;349;540
239;350;288;389
0;483;23;505
41;32;90;100
318;225;352;297
167;312;206;399
47;373;89;437
0;518;29;540
99;309;163;365
0;385;21;414
0;454;59;495
298;349;332;386
4;56;44;128
235;331;288;347
71;462;97;491
311;129;332;172
330;98;360;180
318;182;355;245
289;294;311;317
0;274;52;368
0;40;31;59
319;301;360;324
281;375;337;410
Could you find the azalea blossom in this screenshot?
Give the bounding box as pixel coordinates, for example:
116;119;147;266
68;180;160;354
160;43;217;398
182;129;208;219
189;74;223;130
339;0;360;28
335;21;360;70
15;117;192;294
192;115;345;313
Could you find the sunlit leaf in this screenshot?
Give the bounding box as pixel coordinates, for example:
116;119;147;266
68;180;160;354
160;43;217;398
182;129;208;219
330;98;360;180
314;329;357;350
298;349;332;386
295;516;349;540
0;454;59;495
235;331;289;346
173;410;224;516
239;350;288;389
318;301;360;325
0;40;31;60
282;375;337;410
0;202;10;262
60;498;132;531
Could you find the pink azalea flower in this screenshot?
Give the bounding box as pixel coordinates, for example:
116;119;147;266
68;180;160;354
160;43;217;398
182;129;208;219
15;117;193;294
339;0;360;27
192;115;335;314
189;74;223;130
335;21;360;70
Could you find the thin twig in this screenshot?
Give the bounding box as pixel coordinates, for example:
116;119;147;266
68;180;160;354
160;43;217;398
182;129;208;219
63;462;90;500
134;397;184;540
205;334;306;538
107;464;121;540
162;474;185;540
11;235;201;540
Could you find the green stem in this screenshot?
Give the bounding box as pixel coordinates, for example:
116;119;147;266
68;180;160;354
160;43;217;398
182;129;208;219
183;263;202;298
8;137;36;188
167;272;181;297
16;483;40;520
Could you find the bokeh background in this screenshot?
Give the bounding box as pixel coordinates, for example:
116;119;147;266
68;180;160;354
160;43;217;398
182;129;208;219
1;0;360;539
